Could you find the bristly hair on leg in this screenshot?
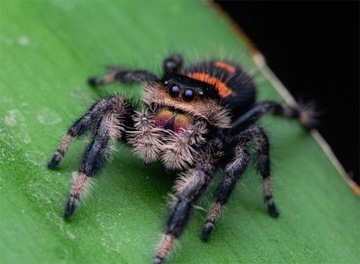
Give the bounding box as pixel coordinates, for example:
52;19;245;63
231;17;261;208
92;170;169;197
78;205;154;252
153;234;178;264
161;121;208;170
297;99;322;130
64;172;94;218
127;109;164;164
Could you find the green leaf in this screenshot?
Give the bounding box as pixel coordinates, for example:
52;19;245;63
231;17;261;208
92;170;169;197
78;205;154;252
1;1;359;263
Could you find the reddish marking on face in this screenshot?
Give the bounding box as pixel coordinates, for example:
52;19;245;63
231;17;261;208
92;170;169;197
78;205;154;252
215;61;236;73
187;72;232;98
154;108;173;128
154;108;193;133
174;114;193;133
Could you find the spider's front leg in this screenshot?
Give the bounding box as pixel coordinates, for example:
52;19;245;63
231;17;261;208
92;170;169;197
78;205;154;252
154;143;221;264
201;142;250;241
48;95;134;217
201;125;278;241
241;125;279;218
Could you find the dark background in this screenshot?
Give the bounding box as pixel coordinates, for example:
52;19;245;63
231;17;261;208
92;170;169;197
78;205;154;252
215;2;359;185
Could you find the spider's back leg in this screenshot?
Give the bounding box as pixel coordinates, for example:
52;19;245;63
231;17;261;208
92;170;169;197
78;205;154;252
163;54;183;77
88;54;184;87
231;101;318;134
88;67;158;86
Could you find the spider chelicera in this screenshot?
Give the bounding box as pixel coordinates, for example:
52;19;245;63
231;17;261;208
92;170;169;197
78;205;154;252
48;54;315;263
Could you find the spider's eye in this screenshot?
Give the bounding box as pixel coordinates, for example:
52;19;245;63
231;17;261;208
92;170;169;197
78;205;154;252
169;85;180;98
183;89;195;102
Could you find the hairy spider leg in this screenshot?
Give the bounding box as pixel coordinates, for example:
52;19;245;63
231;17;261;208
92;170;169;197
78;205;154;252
201;145;250;241
88;67;158;86
65;112;120;217
87;54;184;87
154;143;221;264
230;101;316;134
48;96;133;217
201;124;278;241
163;54;183;77
47;96;126;169
243;125;279;217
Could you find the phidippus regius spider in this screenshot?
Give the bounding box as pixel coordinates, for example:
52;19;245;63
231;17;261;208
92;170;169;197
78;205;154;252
48;54;315;263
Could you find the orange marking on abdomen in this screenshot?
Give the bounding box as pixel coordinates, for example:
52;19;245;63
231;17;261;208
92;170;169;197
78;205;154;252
187;72;232;98
215;61;236;73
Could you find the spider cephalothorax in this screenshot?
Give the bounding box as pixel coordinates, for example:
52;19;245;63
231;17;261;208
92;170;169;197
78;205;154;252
48;54;315;264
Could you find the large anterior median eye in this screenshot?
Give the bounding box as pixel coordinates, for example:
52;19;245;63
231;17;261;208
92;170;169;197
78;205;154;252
182;89;194;102
169;85;180;98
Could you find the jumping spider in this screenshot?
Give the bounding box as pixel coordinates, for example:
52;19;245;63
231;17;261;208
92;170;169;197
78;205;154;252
48;54;315;263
